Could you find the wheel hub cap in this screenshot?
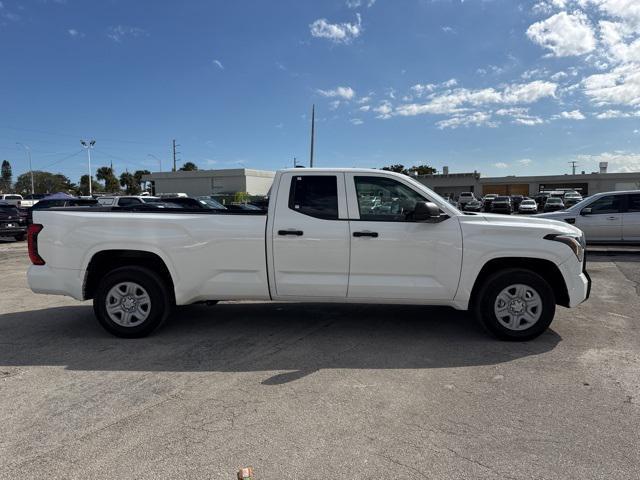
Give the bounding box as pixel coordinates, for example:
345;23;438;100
105;282;151;327
494;283;543;331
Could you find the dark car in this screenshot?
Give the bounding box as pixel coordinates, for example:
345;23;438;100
490;196;513;214
543;197;565;212
510;195;524;210
463;199;483;212
28;198;98;224
0;201;27;240
533;193;550;209
482;194;498;212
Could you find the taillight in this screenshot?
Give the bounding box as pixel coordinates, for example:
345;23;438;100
27;224;45;265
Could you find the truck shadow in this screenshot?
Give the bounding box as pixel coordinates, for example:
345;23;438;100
0;303;561;384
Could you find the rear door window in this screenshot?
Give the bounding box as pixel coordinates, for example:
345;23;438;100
627;194;640;212
288;175;338;220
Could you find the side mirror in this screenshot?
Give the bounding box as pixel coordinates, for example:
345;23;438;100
414;201;442;222
581;207;592;216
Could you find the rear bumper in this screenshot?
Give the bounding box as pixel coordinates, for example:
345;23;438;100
27;265;84;300
0;226;26;235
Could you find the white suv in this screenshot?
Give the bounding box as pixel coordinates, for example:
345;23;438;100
457;192;476;208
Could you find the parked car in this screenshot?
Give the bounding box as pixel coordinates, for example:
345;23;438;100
482;194;498;212
97;196;164;207
537;190;640;243
28;197;98;224
518;199;539;214
510;195;524;210
0;201;26;240
165;197;227;210
197;196;228;210
490;196;513;214
543;197;565;212
463;199;483;212
563;192;583;208
27;168;590;341
19;194;47;208
533;193;550;209
457;192;476;209
0;194;23;207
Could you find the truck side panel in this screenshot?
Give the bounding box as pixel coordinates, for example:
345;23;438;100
31;210;270;304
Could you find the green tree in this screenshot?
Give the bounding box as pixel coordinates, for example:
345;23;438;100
233;191;249;203
381;164;406;173
1;160;12;192
179;162;198;171
119;172;140;195
96;166;120;192
133;169;151;192
15;171;74;195
406;164;437;176
76;175;101;196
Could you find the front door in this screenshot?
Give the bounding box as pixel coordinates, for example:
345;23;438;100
575;194;623;242
345;174;463;301
271;172;350;298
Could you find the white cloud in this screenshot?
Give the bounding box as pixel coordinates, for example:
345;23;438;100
107;25;148;42
356;95;372;104
557;109;586;119
550;71;568;81
67;28;84;38
442;26;455;34
527;11;596;57
595;109;640;118
359;105;371;112
583;63;640;106
350;118;364;125
310;14;362;44
373;101;393;119
577;151;640;172
394;80;557;118
442;78;458;88
437;112;496;129
514;116;544;125
346;0;376;8
493;162;509;168
329;100;341;110
212;59;224;70
518;158;533;166
317;86;356;100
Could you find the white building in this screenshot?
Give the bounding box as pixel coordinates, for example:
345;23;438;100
143;168;275;197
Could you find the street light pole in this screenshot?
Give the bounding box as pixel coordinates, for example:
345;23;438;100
16;142;34;195
80;139;96;196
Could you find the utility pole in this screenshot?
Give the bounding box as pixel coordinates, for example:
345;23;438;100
172;139;181;172
80;139;96;196
16;142;34;195
293;156;297;168
568;161;578;175
309;104;315;168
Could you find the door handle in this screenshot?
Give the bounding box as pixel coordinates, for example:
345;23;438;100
353;231;379;238
607;216;618;220
278;229;304;236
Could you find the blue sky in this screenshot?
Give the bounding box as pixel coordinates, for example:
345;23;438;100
1;0;639;184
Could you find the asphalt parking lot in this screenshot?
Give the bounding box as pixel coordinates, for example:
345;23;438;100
1;239;639;479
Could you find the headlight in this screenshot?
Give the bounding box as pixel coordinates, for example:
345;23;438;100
544;233;584;262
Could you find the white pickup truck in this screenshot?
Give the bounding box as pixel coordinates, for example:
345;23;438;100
27;168;590;340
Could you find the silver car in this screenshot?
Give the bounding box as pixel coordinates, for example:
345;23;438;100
537;190;640;243
518;198;538;214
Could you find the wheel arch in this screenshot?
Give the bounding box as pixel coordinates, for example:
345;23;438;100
83;249;176;302
469;257;570;308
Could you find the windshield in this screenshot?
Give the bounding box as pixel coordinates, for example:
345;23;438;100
197;197;226;209
547;198;562;203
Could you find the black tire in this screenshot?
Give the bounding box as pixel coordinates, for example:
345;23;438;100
474;268;556;341
14;234;25;241
93;266;172;338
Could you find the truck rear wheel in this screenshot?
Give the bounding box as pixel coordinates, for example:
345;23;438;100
474;268;555;341
93;266;172;338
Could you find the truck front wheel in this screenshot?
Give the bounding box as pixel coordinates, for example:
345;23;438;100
93;266;172;338
475;268;556;341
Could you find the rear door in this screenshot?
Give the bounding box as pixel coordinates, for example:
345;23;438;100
345;173;462;301
622;193;640;242
270;172;350;298
575;194;623;242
